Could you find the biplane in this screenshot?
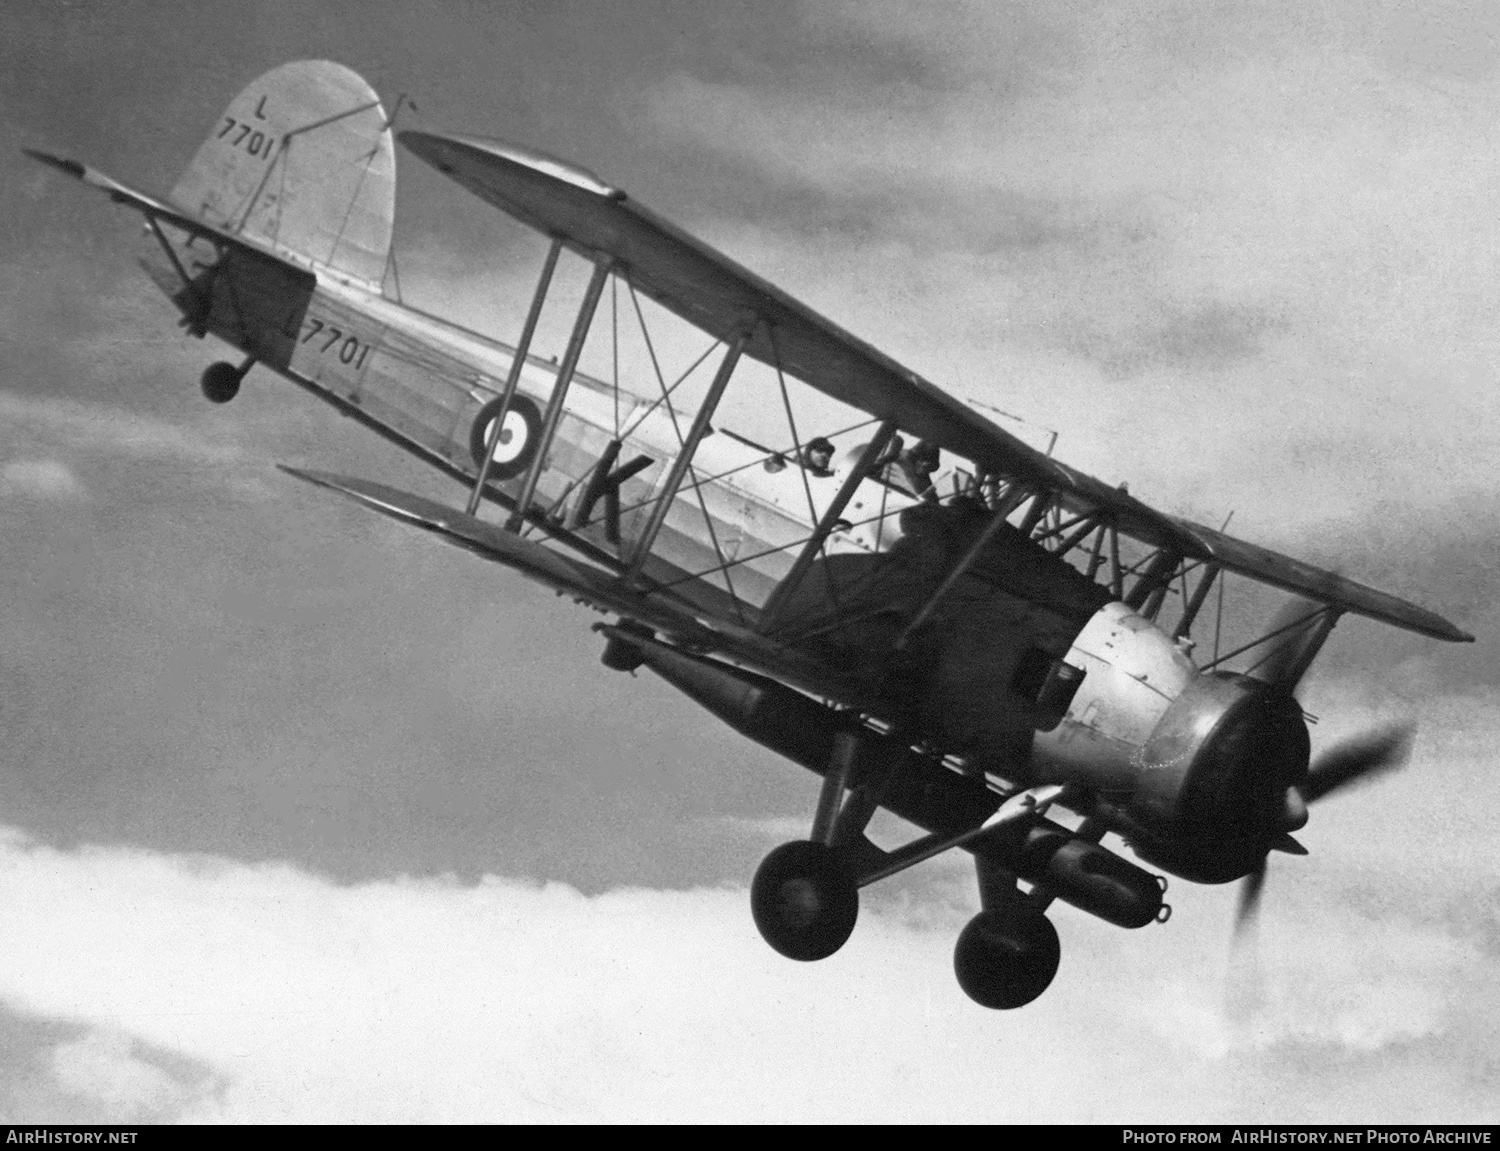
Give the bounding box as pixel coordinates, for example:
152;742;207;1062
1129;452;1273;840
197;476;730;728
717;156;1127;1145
28;61;1473;1009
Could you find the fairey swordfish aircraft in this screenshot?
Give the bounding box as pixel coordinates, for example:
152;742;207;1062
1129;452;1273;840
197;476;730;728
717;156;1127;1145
28;61;1473;1009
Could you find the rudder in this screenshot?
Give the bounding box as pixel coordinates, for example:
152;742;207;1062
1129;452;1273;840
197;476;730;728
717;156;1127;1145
169;60;395;291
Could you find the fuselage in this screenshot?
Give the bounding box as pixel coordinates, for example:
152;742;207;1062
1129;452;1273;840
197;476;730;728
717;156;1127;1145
145;233;928;620
141;231;1294;885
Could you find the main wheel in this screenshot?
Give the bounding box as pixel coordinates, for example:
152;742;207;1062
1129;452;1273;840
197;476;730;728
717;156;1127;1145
953;905;1060;1009
201;361;243;404
751;840;858;961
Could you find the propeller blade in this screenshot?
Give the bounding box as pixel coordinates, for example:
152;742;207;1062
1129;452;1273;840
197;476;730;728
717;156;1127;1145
1303;723;1415;803
1280;786;1309;832
1234;857;1267;937
1232;839;1302;943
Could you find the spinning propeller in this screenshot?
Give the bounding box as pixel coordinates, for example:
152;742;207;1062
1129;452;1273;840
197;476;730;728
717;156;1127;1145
1233;599;1417;935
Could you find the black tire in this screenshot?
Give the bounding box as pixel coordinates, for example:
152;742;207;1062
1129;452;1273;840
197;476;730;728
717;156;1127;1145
468;394;543;481
953;906;1061;1009
200;361;242;404
751;840;858;962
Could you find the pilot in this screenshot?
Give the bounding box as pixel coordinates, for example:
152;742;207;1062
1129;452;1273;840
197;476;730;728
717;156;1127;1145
898;439;941;500
801;436;835;477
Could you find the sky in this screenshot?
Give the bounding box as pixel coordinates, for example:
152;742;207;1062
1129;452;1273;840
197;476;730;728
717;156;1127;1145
1;0;1497;1124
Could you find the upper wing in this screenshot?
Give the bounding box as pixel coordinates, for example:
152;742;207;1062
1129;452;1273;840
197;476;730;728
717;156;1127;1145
1168;517;1465;642
397;132;1151;527
398;130;1472;645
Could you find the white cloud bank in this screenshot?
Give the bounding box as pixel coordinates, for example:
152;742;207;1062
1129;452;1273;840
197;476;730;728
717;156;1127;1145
1;458;85;501
0;824;1492;1124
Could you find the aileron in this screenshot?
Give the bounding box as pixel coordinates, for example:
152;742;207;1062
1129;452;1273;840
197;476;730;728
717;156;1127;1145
1170;518;1473;643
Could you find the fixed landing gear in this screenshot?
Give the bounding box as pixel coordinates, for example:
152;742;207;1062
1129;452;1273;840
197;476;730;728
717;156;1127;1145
953;901;1061;1010
200;357;254;404
752;731;865;962
747;729;1066;1005
953;853;1060;1009
749;829;1063;1007
751;840;859;961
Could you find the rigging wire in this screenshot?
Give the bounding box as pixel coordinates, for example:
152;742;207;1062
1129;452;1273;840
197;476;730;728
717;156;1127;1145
1212;510;1234;665
611;273;620;438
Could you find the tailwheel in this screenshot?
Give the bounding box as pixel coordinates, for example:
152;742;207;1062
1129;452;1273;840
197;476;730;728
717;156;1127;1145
953;903;1061;1009
751;840;858;961
201;358;252;404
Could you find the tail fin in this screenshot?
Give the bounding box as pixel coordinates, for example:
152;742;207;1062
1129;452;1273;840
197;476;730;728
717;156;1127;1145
169;60;395;292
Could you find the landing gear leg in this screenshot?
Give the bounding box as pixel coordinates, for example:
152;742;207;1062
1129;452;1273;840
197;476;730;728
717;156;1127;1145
953;856;1061;1009
751;731;862;961
201;355;254;404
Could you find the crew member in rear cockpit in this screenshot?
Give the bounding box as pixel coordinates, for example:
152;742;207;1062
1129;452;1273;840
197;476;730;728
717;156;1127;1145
801;436;835;477
898;439;940;500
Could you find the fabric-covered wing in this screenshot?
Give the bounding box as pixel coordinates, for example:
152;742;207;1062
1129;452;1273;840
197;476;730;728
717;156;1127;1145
398;129;1472;645
1168;518;1465;641
397;132;1166;534
278;467;881;705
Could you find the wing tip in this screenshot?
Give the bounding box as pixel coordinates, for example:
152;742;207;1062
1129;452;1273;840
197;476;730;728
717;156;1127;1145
1366;613;1471;644
23;148;85;180
1410;611;1475;644
277;463;339;490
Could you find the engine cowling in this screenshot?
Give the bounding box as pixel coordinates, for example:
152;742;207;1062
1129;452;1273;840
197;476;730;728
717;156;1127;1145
1129;674;1307;831
1031;603;1311;883
1030;602;1197;794
1126;672;1309;882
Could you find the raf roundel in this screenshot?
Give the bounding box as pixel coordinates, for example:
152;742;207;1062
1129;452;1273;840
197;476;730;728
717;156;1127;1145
469;394;543;480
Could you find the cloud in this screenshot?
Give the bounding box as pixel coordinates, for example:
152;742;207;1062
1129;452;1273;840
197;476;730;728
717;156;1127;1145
0;388;289;506
0;391;243;468
0;816;1493;1124
631;2;1500;545
47;1030;201;1120
0;458;85;500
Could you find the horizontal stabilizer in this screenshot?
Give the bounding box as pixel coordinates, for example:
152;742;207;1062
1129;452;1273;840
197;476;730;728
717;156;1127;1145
26;148;222;239
23;148;315;290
